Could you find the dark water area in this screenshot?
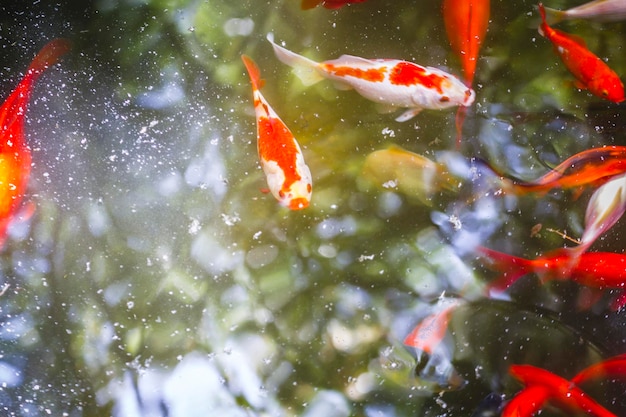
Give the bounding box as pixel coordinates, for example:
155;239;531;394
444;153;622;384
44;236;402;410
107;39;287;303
1;0;626;416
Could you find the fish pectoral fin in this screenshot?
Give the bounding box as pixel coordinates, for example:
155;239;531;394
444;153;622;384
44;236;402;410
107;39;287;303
573;79;588;91
395;108;423;122
325;54;377;67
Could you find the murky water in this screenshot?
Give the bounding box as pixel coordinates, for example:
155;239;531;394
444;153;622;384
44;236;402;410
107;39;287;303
1;0;626;416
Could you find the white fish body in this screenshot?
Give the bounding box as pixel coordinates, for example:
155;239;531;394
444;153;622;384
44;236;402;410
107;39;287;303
267;34;475;122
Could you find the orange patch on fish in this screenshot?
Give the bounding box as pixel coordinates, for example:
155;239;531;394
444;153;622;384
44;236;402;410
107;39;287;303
323;63;386;82
389;62;447;92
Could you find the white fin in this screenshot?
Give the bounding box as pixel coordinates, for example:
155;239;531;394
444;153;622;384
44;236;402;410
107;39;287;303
324;54;377;67
266;33;325;86
395;108;422;122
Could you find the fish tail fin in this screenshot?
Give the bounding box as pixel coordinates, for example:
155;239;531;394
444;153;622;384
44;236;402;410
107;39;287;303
542;6;566;25
477;246;532;290
266;33;324;87
241;54;265;90
26;38;72;78
537;3;549;36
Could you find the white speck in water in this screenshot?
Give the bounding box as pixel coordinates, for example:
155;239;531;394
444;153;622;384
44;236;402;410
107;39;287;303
449;214;462;230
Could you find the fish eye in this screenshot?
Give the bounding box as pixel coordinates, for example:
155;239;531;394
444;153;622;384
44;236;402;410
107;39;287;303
278;190;285;198
439;96;450;103
602;90;609;96
307;183;312;193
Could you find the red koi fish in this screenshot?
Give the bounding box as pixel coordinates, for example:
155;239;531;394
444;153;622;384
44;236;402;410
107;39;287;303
301;0;366;9
478;246;626;310
538;3;625;103
267;34;475;122
491;146;626;195
241;55;313;210
0;39;70;247
442;0;489;148
507;364;618;417
442;0;490;87
504;355;626;417
501;384;551;417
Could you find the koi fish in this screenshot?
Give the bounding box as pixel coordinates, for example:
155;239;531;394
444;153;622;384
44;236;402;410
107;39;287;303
538;3;625;103
508;364;618;417
361;146;457;205
267;34;475;122
574;172;626;256
489;146;626;196
571;354;626;385
478;246;626;310
442;0;490;87
543;0;626;24
241;55;313;210
301;0;366;9
442;0;489;147
0;39;70;247
504;355;626;417
403;297;461;357
403;297;467;391
501;384;551;417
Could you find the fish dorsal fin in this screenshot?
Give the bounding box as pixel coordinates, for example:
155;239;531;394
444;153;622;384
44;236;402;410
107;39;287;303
325;54;377;67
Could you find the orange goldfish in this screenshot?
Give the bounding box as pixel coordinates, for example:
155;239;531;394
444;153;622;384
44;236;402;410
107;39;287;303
538;3;625;103
0;39;70;247
442;0;490;87
478;246;626;310
267;34;475;122
301;0;366;9
241;55;313;210
442;0;489;147
491;146;626;195
504;355;626;417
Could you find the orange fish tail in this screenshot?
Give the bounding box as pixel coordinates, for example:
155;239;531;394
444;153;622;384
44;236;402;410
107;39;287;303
241;55;265;91
27;38;72;78
477;246;533;290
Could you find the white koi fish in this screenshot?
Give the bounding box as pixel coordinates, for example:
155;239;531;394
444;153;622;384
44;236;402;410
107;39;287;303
544;0;626;24
266;34;475;122
241;55;312;210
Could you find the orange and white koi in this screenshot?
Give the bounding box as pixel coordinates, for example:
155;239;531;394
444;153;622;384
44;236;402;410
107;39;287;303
538;3;625;103
0;39;70;247
241;55;312;210
267;34;475;122
543;0;626;24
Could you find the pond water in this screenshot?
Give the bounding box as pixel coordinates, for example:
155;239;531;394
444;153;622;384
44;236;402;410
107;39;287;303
1;0;626;416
